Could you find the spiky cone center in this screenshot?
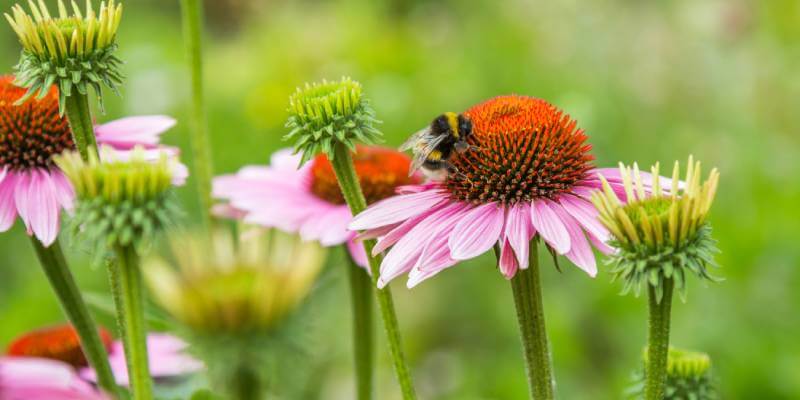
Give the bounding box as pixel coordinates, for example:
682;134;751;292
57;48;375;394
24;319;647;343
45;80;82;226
592;158;721;300
310;145;420;205
446;95;594;205
55;148;177;248
0;76;74;169
6;324;113;368
145;230;325;335
284;77;382;165
5;0;124;109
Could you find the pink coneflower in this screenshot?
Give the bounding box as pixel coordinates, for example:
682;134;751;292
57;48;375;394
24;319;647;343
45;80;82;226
213;145;420;266
3;323;203;386
0;357;110;400
349;95;663;288
0;76;186;246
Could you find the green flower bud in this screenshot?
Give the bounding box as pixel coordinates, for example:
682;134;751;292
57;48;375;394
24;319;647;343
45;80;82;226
592;157;721;302
284;77;382;165
5;0;124;112
55;147;178;252
631;347;717;400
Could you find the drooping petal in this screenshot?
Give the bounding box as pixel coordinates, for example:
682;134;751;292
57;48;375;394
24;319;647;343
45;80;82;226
552;204;597;276
0;170;19;232
448;202;505;260
14;170;62;246
498;239;519;279
378;203;464;288
95;115;176;149
372;207;439;255
531;199;570;254
49;170;76;212
558;194;609;243
505;202;535;270
349;189;449;231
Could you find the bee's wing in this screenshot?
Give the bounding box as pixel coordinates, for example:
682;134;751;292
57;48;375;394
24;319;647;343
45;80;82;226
407;132;449;175
399;127;430;151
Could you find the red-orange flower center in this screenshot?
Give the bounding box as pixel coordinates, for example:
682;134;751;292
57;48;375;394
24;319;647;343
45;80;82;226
0;76;74;170
310;145;420;205
447;95;594;204
6;324;113;368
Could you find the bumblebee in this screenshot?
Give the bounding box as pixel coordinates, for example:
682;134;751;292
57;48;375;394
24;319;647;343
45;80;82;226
400;112;474;178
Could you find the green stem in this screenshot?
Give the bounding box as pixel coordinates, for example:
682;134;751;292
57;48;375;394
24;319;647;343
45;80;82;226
230;362;261;400
345;248;375;400
63;93;98;161
113;246;153;400
330;143;417;400
509;243;555;400
180;0;215;230
31;238;120;398
645;279;674;400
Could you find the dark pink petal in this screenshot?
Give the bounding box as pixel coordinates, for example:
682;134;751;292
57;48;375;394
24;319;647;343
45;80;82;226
0;170;18;232
531;199;571;254
498;239;519;279
14;170;61;246
95;115;176;149
448;202;505;260
558;194;609;243
552;204;597;276
349;189;448;231
505;202;535;270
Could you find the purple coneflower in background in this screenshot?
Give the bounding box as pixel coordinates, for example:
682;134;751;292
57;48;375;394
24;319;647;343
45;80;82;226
349;95;665;288
213;145;420;266
0;357;110;400
0;76;186;246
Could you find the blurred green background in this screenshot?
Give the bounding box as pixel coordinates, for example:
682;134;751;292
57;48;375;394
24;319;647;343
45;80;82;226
1;0;799;398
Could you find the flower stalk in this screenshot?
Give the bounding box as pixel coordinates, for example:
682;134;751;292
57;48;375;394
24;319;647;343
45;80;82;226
508;243;555;400
113;244;153;400
179;0;215;229
330;142;417;399
30;237;119;398
646;278;673;400
345;248;374;400
63;92;98;161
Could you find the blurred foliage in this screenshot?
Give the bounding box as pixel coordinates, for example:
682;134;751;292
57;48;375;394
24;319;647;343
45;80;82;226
1;0;799;399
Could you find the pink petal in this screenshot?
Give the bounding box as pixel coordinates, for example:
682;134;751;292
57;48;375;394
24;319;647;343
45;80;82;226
49;170;75;212
349;189;449;231
346;237;369;268
558;194;609;243
1;357;109;400
552;205;597;276
531;199;571;254
448;202;505;260
95;115;176;149
355;223;400;241
505;202;535;270
372;209;437;255
378;203;463;288
270;148;305;171
0;170;19;232
14;169;62;246
498;239;519;279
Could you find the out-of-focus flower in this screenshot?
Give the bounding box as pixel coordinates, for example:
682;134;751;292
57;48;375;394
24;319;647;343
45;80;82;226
55;147;180;250
6;324;113;368
349;95;668;288
4;0;124;110
3;323;201;388
144;229;325;333
213;146;419;267
591;157;720;301
0;75;184;245
80;334;204;386
0;357;110;400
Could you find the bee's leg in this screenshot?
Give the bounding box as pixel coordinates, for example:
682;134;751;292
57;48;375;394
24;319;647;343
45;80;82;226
445;162;469;181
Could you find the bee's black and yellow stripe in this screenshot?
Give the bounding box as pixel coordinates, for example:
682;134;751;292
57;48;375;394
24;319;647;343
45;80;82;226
443;111;461;139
